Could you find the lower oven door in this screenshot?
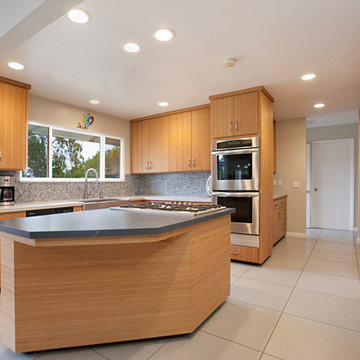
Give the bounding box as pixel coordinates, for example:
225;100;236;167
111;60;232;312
212;192;260;235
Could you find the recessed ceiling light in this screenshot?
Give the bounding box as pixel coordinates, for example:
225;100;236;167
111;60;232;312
89;99;100;105
152;28;176;42
8;62;24;70
158;102;169;107
314;103;325;108
301;73;317;81
67;8;91;24
123;42;141;53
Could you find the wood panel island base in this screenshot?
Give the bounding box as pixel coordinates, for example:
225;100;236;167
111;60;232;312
0;209;232;353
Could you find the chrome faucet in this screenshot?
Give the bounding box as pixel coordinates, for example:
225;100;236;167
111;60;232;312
84;168;99;199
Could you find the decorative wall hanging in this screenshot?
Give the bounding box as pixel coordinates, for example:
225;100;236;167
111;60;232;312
77;113;95;129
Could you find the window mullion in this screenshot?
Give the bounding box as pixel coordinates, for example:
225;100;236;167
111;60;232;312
48;126;53;179
100;136;105;179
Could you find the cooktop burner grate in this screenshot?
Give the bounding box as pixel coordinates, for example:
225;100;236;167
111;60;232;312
111;202;226;215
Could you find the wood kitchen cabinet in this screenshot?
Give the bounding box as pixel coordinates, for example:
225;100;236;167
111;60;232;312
210;90;259;138
131;105;210;174
273;196;287;244
131;116;169;173
0;77;31;170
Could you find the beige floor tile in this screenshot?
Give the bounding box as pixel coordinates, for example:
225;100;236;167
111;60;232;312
263;254;307;270
34;348;106;360
0;341;41;360
305;258;359;279
272;243;312;258
230;277;293;311
230;261;251;276
296;271;360;300
150;330;261;360
285;288;360;332
319;230;355;244
201;300;280;351
265;314;360;360
260;355;280;360
243;265;301;287
314;240;356;254
231;275;240;284
310;247;357;264
279;236;316;249
306;228;322;238
93;338;167;360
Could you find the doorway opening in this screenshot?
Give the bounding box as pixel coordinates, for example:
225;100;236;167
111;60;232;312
306;112;358;231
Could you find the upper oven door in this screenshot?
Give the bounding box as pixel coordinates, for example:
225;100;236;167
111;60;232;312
211;148;259;191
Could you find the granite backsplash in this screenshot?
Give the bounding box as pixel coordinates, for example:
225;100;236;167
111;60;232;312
0;171;211;202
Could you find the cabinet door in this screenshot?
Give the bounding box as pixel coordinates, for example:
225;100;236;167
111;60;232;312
191;108;211;171
211;96;235;138
0;82;28;170
130;120;149;173
168;112;192;172
273;202;278;244
148;116;169;173
234;92;259;136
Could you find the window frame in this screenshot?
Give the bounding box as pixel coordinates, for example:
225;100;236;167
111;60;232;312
21;122;125;182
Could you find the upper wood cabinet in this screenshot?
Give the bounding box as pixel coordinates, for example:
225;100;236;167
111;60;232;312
130;106;211;174
0;77;31;170
210;88;267;139
131;116;169;173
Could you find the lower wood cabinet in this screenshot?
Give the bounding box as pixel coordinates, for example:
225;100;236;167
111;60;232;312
273;196;287;244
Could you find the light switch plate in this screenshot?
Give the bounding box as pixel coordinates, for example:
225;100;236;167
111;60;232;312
273;179;277;186
293;181;300;188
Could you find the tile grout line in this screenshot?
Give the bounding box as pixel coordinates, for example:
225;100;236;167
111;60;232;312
91;348;114;360
259;230;321;358
200;328;263;355
146;338;170;360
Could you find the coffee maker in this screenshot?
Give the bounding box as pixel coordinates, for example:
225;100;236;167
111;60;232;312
0;175;15;205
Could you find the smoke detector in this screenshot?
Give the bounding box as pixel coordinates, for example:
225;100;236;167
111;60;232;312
224;57;237;67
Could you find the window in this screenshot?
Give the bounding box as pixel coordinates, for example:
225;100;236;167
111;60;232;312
22;123;123;181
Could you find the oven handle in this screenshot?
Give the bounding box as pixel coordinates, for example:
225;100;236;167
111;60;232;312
211;148;259;155
212;192;260;198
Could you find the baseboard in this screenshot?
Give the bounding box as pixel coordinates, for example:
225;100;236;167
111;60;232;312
286;232;306;239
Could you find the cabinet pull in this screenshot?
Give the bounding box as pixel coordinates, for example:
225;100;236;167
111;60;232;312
230;121;233;132
0;151;1;162
235;121;238;132
188;159;191;168
230;251;240;255
145;162;148;169
149;161;152;170
192;158;195;168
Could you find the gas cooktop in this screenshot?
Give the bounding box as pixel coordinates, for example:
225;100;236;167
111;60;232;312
111;202;226;216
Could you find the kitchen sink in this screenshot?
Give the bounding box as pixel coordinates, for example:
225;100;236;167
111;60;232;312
82;199;126;210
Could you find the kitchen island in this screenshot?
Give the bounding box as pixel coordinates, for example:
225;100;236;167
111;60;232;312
0;208;232;353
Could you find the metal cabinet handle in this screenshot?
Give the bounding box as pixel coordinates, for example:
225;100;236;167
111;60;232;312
149;161;152;170
188;159;191;168
230;251;240;255
145;162;148;169
230;121;233;132
235;121;238;131
192;158;195;168
0;150;2;162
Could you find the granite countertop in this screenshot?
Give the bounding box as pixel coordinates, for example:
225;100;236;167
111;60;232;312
273;193;287;200
0;207;233;239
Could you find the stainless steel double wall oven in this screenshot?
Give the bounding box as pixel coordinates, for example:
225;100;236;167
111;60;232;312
211;137;260;247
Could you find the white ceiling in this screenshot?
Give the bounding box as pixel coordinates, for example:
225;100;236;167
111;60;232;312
306;110;359;128
0;0;360;121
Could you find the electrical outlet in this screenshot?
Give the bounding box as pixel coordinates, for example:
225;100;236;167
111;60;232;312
278;179;283;186
273;179;277;186
293;181;300;188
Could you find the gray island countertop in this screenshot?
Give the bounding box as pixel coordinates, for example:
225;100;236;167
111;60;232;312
0;207;234;239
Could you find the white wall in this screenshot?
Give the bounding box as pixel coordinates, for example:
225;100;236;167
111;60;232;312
274;118;307;235
28;95;131;174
